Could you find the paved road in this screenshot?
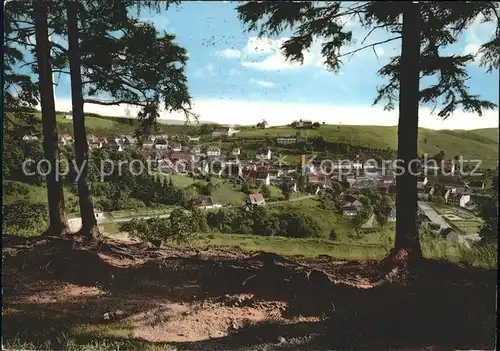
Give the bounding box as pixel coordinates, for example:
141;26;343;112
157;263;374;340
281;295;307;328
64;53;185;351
417;201;450;229
267;194;318;206
68;213;172;231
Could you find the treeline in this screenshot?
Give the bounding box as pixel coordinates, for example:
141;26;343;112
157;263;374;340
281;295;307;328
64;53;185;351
120;205;322;240
69;148;192;212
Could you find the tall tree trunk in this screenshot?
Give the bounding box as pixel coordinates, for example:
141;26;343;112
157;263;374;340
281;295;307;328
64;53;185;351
33;0;70;236
393;2;422;261
67;0;100;239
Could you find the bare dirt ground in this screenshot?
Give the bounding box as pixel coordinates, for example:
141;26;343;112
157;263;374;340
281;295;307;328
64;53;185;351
2;235;497;350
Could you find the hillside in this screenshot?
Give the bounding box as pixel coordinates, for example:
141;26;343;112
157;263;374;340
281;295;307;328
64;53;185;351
19;111;498;168
31;112;198;137
235;125;499;168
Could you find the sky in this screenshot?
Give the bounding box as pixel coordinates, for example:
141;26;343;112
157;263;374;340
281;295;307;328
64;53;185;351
48;1;499;129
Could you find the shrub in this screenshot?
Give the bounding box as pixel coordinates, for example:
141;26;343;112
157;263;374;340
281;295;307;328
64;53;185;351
260;185;271;198
119;209;195;244
2;200;48;235
329;229;337;241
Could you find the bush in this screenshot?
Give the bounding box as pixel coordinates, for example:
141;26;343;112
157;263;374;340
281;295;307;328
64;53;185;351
2;200;48;235
119;209;195;244
3;181;31;196
329;229;337;241
277;210;321;238
205;206;321;238
261;185;271;198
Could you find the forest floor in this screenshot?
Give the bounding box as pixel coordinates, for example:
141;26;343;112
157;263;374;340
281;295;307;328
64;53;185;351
2;234;497;350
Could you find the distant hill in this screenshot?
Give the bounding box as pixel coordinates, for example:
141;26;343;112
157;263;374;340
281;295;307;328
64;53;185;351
27;111;497;168
30;112;213;137
235;125;499;168
157;118;215;125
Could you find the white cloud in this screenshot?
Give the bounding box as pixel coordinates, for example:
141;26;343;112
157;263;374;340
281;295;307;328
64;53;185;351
250;78;275;88
52;98;499;130
216;48;242;59
229;68;240;76
241;51;315;71
244;37;287;55
217;36;315;72
462;14;496;65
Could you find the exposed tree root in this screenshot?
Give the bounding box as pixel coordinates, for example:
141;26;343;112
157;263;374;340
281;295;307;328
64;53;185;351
40;224;72;238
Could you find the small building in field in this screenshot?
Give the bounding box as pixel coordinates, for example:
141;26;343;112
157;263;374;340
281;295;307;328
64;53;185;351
276;137;297;145
193;196;222;210
248;192;266;206
206;146;221;157
211;125;240;138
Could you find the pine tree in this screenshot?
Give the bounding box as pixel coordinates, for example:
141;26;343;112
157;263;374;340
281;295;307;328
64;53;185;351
6;1;194;239
33;1;71;236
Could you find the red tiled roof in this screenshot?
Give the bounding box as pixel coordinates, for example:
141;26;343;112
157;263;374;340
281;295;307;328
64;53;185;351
250;193;265;202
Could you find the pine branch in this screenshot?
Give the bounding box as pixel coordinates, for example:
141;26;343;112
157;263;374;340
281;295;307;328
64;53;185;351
339;36;402;58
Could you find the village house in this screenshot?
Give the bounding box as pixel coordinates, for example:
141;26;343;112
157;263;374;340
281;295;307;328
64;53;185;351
87;134;99;143
301;163;316;175
379;174;395;186
388;208;396;222
258;120;270;129
59;133;73;146
142;141;155;150
352;160;363;170
211;125;240;138
417;175;428;189
154;137;169;150
247;169;271;186
293;119;313;128
206;146;221;157
340;195;364;217
465;180;485;190
257;148;272;160
171;143;182;152
193;196;222;210
122;135;137;147
156;158;175;174
188;136;200;144
64;111;73;119
248;192;266;206
105;138;123;152
268;169;285;180
223;163;244;178
308;175;330;185
88;141;103;150
276;137;297;145
232;147;241;156
445;188;472;208
191;145;202;155
170;151;194;163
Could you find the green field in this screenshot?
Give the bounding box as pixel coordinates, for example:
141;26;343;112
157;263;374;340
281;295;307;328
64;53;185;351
451;220;481;233
194;233;388;259
430;203;483;234
211;182;247;205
